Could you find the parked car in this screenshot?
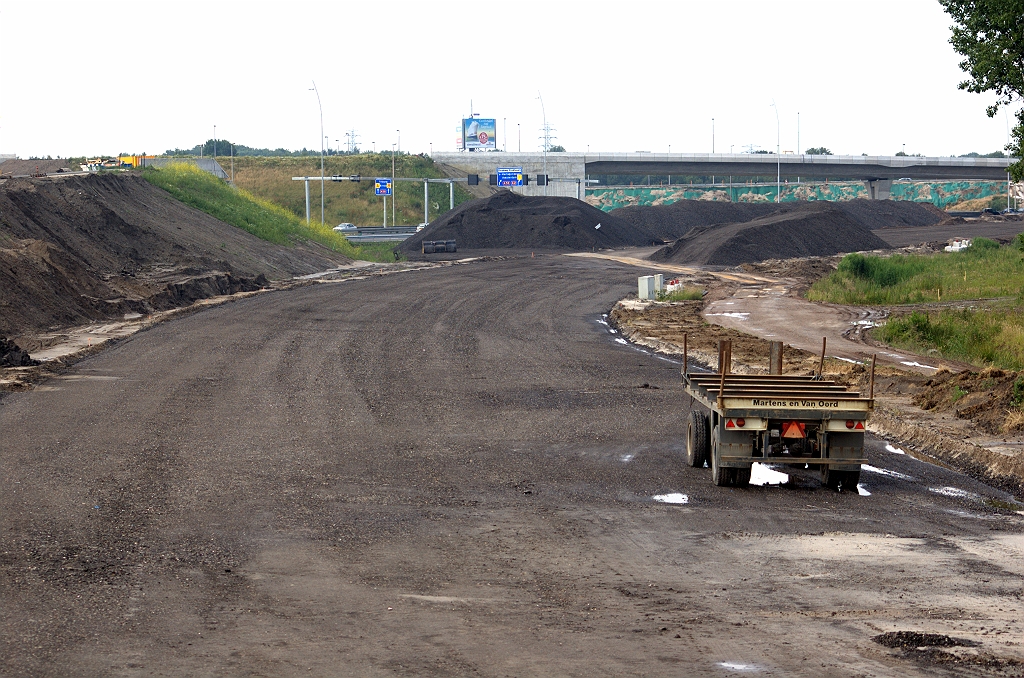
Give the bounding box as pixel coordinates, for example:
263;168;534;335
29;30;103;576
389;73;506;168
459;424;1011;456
333;223;356;231
981;208;1000;215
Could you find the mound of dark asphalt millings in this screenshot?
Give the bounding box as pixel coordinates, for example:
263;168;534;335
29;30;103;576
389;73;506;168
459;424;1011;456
610;198;945;243
398;191;658;254
0;337;40;367
646;201;894;266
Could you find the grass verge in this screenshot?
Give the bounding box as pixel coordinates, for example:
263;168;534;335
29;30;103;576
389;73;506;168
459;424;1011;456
807;239;1024;305
658;287;704;301
142;163;398;262
878;306;1024;370
809;240;1024;369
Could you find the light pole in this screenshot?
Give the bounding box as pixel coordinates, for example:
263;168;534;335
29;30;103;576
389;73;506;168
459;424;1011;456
518;123;521;152
771;99;780;203
391;142;396;227
310;81;324;225
335;139;339;155
396;129;400;154
537;91;547;195
503;117;507;152
429;142;433;156
712;118;714;153
214;125;216;158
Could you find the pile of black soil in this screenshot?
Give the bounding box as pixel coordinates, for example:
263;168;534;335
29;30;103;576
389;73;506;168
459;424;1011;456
0;337;40;367
610;198;945;242
0;173;352;337
611;201;781;241
873;631;977;649
649;201;891;266
397;191;658;255
838;199;946;229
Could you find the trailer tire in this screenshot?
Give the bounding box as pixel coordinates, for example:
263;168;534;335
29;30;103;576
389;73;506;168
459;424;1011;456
734;466;751;487
711;426;731;486
686;410;709;468
821;465;842;490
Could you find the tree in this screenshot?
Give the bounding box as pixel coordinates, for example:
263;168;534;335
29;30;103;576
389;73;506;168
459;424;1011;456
805;147;833;155
940;0;1024;179
548;144;566;152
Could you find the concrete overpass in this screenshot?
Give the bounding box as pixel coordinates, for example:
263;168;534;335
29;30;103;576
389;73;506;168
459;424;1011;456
432;152;1016;200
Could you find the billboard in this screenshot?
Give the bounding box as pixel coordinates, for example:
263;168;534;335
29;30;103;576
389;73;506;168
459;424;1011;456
463;118;496;150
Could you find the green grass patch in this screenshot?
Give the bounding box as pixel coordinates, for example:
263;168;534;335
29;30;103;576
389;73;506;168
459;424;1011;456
877;305;1024;370
658;287;704;301
807;239;1024;305
141;163;395;262
214;154;476;228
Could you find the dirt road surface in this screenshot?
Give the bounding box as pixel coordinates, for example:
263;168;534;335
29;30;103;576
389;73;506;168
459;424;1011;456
2;255;1022;676
704;282;951;375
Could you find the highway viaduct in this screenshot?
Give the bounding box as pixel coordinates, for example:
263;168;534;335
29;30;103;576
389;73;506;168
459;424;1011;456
432;151;1016;200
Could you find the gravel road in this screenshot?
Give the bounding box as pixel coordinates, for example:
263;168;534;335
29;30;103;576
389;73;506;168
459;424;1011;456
2;255;1022;676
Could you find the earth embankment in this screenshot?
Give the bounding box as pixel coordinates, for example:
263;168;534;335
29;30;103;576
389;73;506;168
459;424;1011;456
0;173;353;338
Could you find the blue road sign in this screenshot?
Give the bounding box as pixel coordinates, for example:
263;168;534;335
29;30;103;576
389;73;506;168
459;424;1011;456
374;178;393;196
496;166;524;187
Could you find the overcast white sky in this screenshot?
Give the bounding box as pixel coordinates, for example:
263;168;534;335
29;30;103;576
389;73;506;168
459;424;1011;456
1;0;1019;159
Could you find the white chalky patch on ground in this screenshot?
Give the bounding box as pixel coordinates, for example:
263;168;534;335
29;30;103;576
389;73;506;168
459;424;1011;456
652;493;688;504
901;360;936;369
620;454;634;463
614;338;628;345
885;444;906;455
707;312;749;319
749;463;789;486
718;662;760;671
863;464;913;480
857;484;872;496
930;486;974;499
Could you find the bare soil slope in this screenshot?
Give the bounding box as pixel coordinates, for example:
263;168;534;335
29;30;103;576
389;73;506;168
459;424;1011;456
0;173;352;337
398;191;657;254
649;201;891;265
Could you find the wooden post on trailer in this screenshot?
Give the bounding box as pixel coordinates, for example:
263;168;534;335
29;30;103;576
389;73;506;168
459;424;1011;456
769;341;784;375
717;339;730;409
869;354;876;400
817;337;827;377
681;333;688;380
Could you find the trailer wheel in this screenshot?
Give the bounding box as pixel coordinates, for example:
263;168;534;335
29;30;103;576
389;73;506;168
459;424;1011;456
842;469;861;490
711;426;731;486
734;466;751;487
686;410;709;468
820;465;842;490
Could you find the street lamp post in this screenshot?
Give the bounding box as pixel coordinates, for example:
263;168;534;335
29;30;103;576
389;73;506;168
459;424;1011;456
517;123;521;152
214;125;217;158
392;142;396;228
397;129;400;154
537;92;547;195
310;81;325;225
771;100;780;203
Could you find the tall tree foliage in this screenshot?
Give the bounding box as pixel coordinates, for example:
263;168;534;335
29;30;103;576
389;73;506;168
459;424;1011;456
940;0;1024;179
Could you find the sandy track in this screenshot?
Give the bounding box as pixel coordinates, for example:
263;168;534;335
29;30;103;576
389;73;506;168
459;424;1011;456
1;255;1021;676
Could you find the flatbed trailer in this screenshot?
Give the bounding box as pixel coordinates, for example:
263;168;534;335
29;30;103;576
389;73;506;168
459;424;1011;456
682;340;874;489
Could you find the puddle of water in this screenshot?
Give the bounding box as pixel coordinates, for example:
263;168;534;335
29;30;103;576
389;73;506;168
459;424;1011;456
619;454;634;463
718;662;760;672
707;312;749;319
930;486;974;499
834;356;860;364
901;360;936;369
862;464;913;480
652;493;689;504
885;443;906;455
749;463;789;486
857;484;872;496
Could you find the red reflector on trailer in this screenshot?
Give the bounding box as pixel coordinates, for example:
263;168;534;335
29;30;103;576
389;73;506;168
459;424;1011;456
726;419;735;429
736;418;745;428
855;421;864;430
846;420;855;429
781;421;806;438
